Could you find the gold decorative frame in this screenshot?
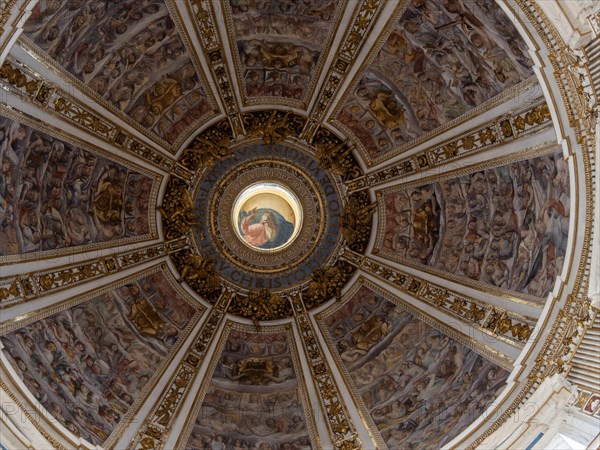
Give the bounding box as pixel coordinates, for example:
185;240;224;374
207;160;326;274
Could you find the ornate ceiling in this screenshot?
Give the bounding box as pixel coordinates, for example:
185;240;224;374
0;1;598;450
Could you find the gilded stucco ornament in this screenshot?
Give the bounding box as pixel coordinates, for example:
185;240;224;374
312;127;363;180
305;262;355;308
159;180;201;240
160;109;371;321
245;110;292;144
180;118;233;170
340;191;377;252
185;135;232;167
173;250;223;302
231;288;290;324
314;140;355;178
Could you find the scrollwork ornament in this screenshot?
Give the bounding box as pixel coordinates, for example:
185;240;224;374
159;180;200;240
340;191;377;252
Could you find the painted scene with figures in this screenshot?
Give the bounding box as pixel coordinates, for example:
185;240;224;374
0;116;154;257
185;327;313;450
380;151;569;298
0;271;198;445
322;285;509;449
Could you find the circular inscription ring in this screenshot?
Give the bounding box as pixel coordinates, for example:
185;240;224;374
210;161;324;273
193;143;344;291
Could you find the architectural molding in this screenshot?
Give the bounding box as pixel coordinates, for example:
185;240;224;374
0;55;175;171
343;251;537;352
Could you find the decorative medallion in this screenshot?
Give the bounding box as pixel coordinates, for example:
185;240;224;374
213;162;320;270
199;144;337;283
159;110;373;320
232;182;302;251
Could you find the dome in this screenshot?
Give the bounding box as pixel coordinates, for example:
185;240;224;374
0;1;599;449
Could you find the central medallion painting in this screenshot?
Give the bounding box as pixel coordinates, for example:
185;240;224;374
160;111;368;319
233;183;302;251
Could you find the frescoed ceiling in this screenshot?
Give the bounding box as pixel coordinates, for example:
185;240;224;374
335;0;535;161
377;150;569;299
0;1;597;450
21;0;217;149
224;0;344;107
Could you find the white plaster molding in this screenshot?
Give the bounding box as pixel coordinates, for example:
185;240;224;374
588;116;600;311
535;0;600;48
472;374;600;450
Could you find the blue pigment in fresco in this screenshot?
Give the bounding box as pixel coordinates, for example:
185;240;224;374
239;208;294;249
195;144;342;289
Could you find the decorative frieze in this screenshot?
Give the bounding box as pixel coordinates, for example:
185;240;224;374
347;100;553;191
309;0;386;122
0;59;174;170
187;0;244;135
290;293;364;450
342;250;537;347
128;290;234;450
0;0;18;37
0;240;185;309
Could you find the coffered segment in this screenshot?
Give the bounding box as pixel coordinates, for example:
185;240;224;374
0;267;202;448
176;322;320;450
375;147;569;300
0;57;175;170
222;0;347;109
0;110;159;262
317;281;511;450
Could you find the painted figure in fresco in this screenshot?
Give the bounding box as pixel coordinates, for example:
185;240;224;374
186;330;312;449
239;207;293;249
351;314;390;353
0;274;193;446
0;115;153;256
324;287;510;449
241;208;277;246
337;0;534;158
22;1;212;144
128;297;164;337
381;152;569;298
369;89;406;129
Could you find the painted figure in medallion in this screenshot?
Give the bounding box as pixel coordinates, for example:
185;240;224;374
239;207;294;249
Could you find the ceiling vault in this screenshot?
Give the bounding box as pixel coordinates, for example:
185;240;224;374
0;0;597;449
